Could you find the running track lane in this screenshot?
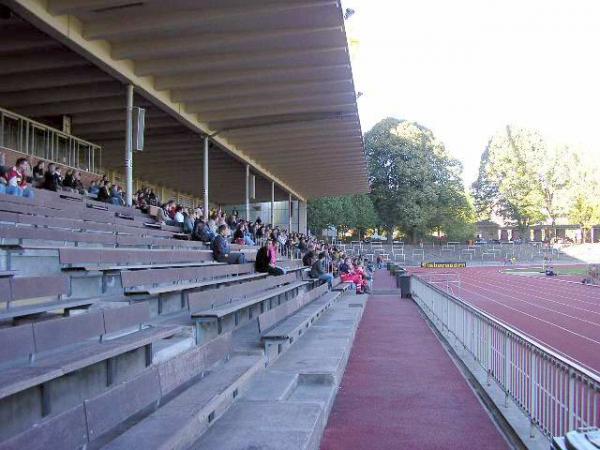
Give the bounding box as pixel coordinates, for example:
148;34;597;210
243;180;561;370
415;266;600;374
320;271;508;450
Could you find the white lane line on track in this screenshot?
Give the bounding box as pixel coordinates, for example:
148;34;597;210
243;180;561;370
458;275;600;318
457;279;600;332
454;284;600;348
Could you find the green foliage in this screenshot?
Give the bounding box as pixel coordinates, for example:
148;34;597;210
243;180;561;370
472;126;546;232
307;194;377;236
472;125;595;239
567;152;600;241
365;118;475;242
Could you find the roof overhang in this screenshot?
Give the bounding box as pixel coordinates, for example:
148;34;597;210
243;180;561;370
4;0;369;201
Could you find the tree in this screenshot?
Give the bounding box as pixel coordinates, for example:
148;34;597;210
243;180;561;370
568;152;600;242
307;194;378;239
365;118;475;242
538;144;573;238
348;194;378;240
472;126;548;237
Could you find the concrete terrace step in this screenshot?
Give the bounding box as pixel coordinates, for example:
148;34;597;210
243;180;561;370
101;353;263;450
191;295;368;450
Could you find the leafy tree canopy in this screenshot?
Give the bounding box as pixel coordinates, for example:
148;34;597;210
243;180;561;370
307;194;377;236
364;118;474;241
472;125;595;238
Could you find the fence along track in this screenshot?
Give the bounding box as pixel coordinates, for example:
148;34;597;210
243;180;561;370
411;275;600;440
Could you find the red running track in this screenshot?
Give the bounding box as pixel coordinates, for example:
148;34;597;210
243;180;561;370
320;271;508;450
414;266;600;374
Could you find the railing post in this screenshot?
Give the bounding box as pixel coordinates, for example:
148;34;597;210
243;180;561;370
504;332;510;408
568;368;576;431
530;350;537;437
487;324;493;386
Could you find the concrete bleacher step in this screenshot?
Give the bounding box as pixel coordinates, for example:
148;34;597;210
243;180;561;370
100;353;263;450
191;295;368;450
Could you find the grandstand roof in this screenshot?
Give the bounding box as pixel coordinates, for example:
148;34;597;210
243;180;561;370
5;0;368;202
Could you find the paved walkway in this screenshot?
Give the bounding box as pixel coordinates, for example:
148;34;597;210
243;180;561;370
320;271;509;450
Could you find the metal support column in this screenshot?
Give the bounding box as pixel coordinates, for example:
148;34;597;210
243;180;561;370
203;136;209;219
288;193;293;232
245;165;250;220
270;181;275;226
124;84;134;207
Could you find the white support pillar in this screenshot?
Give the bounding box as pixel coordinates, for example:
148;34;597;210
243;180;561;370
124;84;134;207
270;181;275;226
288;193;293;233
245;165;250;220
203;136;209;220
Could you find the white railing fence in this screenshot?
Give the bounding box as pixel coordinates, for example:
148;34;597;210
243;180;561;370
0;106;102;173
411;276;600;439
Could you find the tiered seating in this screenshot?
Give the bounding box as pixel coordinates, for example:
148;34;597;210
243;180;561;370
190;273;309;344
121;263;264;296
59;247;215;271
0;273;95;321
332;276;352;292
259;284;342;362
0;303;182;441
0;188;354;449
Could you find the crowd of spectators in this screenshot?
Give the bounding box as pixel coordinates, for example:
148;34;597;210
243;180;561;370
0;153;127;204
0;154;374;294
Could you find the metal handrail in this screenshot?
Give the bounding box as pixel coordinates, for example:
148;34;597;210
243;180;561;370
411;275;600;439
0;106;102;173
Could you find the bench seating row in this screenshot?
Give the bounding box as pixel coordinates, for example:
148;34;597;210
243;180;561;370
261;283;343;362
190;273;309;344
0;302;181;405
0;324;255;450
0;274;99;321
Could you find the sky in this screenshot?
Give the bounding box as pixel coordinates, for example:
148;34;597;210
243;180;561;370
343;0;600;186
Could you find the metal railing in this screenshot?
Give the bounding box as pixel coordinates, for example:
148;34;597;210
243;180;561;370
0;106;102;173
411;275;600;439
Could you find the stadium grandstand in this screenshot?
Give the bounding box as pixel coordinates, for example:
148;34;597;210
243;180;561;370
0;1;596;450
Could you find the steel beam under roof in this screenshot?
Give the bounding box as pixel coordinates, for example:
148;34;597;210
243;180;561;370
5;0;368;201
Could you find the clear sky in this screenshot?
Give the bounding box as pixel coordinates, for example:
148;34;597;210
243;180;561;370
344;0;600;186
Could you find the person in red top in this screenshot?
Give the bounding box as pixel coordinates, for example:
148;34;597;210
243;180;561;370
1;158;34;199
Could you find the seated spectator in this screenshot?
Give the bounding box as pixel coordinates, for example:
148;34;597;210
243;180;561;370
71;171;85;194
243;222;255;246
183;208;194;234
302;250;314;267
192;217;215;243
63;169;75;190
207;213;217;234
43;163;61;192
233;223;245;245
174;205;185;226
88;180;100;197
135;188;147;210
339;257;368;294
268;238;279;266
32;160;45;186
212;224;246;264
310;252;334;288
0;157;34;198
110;184;124;206
255;245;281;275
97;181;111;203
156;200;177;226
148;189;159;206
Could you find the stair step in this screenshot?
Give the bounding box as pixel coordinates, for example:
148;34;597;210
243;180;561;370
101;354;262;450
